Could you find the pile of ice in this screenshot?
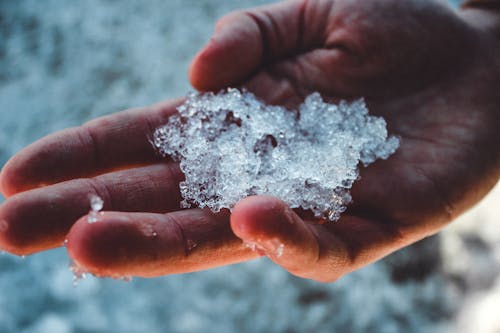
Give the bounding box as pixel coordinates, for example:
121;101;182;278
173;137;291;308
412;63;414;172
154;89;399;220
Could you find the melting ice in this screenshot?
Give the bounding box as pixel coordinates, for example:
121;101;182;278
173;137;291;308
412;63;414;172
88;194;104;223
154;89;399;221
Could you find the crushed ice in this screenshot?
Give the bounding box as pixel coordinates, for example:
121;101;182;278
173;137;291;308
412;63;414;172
70;261;87;287
154;89;399;221
70;260;132;286
88;194;104;223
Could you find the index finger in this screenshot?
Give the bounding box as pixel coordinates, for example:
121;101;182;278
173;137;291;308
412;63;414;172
0;98;183;197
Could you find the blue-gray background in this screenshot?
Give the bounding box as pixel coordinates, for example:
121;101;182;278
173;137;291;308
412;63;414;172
1;1;500;332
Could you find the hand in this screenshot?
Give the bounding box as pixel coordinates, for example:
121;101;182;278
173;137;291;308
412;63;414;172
0;99;258;277
1;0;499;282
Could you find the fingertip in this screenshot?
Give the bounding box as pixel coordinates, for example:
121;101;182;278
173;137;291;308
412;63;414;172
0;135;70;197
231;195;325;278
189;12;262;91
67;212;189;278
230;195;291;240
0;219;29;256
0;172;8;198
188;41;222;91
0;158;25;197
66;213;148;276
66;215;104;270
0;216;24;256
0;195;57;255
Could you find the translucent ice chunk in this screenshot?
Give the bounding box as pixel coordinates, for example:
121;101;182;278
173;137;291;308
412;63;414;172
88;194;104;223
153;89;399;221
90;195;104;212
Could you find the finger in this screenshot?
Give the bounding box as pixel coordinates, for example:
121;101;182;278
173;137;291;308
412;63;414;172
66;209;257;278
189;0;327;91
230;195;329;280
230;195;417;282
0;98;183;197
0;163;183;255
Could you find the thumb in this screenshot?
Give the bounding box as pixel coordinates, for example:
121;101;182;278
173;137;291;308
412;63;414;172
230;195;323;279
189;12;262;91
189;0;312;91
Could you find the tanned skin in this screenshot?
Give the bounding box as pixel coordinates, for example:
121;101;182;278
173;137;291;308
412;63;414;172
0;0;499;282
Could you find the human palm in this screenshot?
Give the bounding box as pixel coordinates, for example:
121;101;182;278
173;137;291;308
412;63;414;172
1;0;499;282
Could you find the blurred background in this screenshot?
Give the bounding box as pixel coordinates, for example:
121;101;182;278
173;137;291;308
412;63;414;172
1;0;499;332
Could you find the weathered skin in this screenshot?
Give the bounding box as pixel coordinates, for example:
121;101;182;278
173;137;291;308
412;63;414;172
0;0;499;282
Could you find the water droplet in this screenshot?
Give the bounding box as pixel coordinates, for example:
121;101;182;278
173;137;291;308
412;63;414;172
275;243;284;258
152;232;158;237
63;239;69;246
20;255;26;259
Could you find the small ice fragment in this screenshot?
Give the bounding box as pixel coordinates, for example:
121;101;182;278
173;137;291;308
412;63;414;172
117;276;132;282
244;241;266;256
139;223;158;238
244;239;283;258
87;213;99;223
153;89;399;221
90;195;104;211
243;239;285;258
328;210;340;222
263;239;284;258
244;241;257;252
70;262;87;287
88;194;104;223
274;243;284;258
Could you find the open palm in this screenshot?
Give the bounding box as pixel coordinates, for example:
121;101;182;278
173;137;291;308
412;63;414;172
1;0;499;282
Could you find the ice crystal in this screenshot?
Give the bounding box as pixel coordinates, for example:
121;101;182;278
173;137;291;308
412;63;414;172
154;89;399;221
70;262;87;287
88;194;104;223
